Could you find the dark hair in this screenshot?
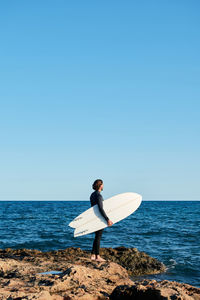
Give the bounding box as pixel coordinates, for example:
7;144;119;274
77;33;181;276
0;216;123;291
92;179;103;191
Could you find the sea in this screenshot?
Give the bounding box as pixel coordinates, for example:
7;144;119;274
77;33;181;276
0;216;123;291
0;200;199;288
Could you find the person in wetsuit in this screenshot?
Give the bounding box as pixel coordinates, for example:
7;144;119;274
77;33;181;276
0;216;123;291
90;179;113;262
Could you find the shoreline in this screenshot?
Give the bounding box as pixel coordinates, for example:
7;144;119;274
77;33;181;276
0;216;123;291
0;246;199;299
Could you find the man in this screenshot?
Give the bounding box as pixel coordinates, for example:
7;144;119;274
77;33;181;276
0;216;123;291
90;179;113;261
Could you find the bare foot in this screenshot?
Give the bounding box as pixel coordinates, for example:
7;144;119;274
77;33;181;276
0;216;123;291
91;254;96;261
95;255;106;262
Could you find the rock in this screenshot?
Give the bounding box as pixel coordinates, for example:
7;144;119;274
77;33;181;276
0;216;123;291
31;290;53;300
0;248;133;299
100;246;166;275
0;246;165;276
0;247;199;299
110;279;200;300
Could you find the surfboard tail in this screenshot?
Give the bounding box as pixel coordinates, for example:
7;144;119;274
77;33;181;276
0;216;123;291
74;228;90;237
68;221;76;228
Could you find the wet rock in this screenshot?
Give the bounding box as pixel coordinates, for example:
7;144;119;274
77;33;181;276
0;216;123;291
100;246;165;275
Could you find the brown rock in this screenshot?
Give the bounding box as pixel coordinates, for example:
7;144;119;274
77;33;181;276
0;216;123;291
32;290;53;300
0;247;198;300
100;246;166;275
0;246;165;276
0;249;132;299
110;279;200;300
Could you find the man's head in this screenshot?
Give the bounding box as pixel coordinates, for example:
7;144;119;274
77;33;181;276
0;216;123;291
92;179;103;192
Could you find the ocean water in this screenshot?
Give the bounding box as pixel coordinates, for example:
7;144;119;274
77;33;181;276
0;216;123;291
0;200;199;287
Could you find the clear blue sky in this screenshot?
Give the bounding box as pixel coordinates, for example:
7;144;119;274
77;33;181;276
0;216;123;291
0;1;199;200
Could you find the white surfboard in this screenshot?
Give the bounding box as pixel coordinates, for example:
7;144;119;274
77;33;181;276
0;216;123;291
69;192;142;237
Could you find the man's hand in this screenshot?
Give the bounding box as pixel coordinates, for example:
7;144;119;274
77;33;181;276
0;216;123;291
107;219;113;226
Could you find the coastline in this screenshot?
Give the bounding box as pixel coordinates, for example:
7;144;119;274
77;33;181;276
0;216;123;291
0;247;199;299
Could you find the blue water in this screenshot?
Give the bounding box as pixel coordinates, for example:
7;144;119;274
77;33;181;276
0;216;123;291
0;201;199;287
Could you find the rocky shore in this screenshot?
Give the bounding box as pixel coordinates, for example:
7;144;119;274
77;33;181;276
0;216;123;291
0;247;199;299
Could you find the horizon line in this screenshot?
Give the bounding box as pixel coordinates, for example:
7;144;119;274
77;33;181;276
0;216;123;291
0;199;199;201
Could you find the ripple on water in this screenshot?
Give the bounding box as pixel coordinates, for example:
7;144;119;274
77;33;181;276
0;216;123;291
0;200;199;287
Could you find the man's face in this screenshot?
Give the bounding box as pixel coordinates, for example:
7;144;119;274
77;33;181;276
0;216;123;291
101;183;104;191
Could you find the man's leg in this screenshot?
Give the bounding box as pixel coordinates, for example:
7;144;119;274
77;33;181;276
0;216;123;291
91;232;97;260
91;229;104;260
95;229;105;261
95;229;103;255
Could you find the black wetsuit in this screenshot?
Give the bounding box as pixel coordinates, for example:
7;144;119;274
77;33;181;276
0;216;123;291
90;190;109;255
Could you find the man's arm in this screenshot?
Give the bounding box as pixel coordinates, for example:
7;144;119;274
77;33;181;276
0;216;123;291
96;194;109;222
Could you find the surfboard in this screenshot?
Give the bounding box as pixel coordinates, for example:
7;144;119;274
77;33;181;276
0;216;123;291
68;192;142;237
